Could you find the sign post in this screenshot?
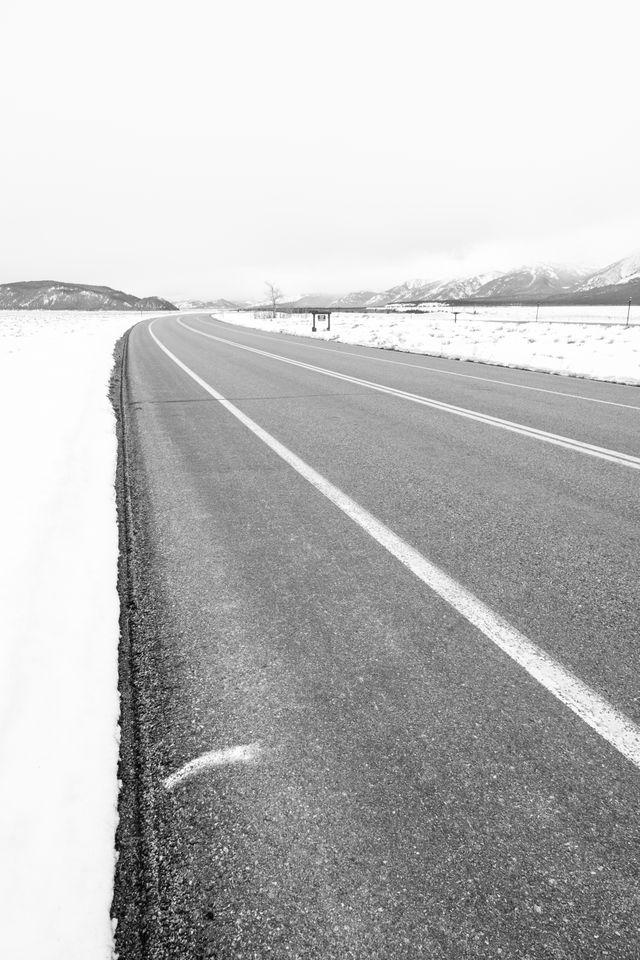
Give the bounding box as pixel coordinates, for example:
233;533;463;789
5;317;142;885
311;310;331;332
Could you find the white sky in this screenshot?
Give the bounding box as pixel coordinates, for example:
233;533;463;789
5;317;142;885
1;0;638;302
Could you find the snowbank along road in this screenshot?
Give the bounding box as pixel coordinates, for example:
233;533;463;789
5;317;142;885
114;312;640;960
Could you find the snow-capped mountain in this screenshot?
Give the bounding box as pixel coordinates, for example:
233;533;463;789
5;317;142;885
333;268;549;307
359;279;440;307
177;298;247;310
331;267;581;308
472;264;589;301
330;290;378;308
0;280;176;311
577;252;640;291
403;271;503;303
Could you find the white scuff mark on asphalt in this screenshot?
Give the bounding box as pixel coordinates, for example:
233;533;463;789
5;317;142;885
149;319;640;773
163;742;262;791
176;318;640;473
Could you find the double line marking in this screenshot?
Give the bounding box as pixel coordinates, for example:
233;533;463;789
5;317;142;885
177;317;640;472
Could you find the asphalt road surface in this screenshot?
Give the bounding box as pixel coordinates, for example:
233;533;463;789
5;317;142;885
113;313;640;960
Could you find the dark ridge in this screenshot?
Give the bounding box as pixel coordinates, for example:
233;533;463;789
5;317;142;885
0;279;176;311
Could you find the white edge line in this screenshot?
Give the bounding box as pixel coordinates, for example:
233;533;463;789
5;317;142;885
205;314;640;412
163;742;262;790
177;317;640;471
149;318;640;771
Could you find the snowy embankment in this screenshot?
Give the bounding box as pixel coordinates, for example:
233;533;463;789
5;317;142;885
0;312;138;959
213;307;640;385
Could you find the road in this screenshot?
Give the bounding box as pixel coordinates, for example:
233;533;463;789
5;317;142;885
114;312;640;960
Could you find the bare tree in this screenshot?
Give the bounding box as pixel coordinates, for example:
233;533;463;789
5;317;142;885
265;281;284;319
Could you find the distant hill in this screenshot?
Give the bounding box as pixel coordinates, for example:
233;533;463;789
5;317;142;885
177;298;247;310
330;290;378;308
0;280;176;311
290;293;341;308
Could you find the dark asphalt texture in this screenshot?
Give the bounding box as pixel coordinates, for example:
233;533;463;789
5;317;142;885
113;313;640;960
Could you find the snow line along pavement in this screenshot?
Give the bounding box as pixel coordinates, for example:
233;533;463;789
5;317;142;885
177;318;640;471
149;319;640;771
210;308;640;385
0;311;138;960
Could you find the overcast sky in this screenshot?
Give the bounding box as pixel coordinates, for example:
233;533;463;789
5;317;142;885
1;0;638;301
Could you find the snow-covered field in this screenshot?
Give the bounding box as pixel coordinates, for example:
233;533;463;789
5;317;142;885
0;311;138;959
213;307;640;385
376;303;637;324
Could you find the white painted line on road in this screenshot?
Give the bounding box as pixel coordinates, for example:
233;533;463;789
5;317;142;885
149;320;640;771
163;742;262;791
177;317;640;472
203;315;640;412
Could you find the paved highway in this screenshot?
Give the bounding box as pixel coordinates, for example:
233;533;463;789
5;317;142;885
114;312;640;959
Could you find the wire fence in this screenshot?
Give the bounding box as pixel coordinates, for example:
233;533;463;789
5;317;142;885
246;305;638;327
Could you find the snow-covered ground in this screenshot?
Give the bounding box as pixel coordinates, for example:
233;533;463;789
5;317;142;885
0;311;139;959
212;307;640;385
374;303;637;324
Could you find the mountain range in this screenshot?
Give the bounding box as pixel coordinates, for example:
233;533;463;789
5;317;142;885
3;254;637;314
0;280;177;311
282;252;640;309
177;297;248;311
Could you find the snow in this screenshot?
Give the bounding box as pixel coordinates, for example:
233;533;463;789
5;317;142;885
212;305;640;385
0;311;140;960
579;251;640;290
319;263;594;308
